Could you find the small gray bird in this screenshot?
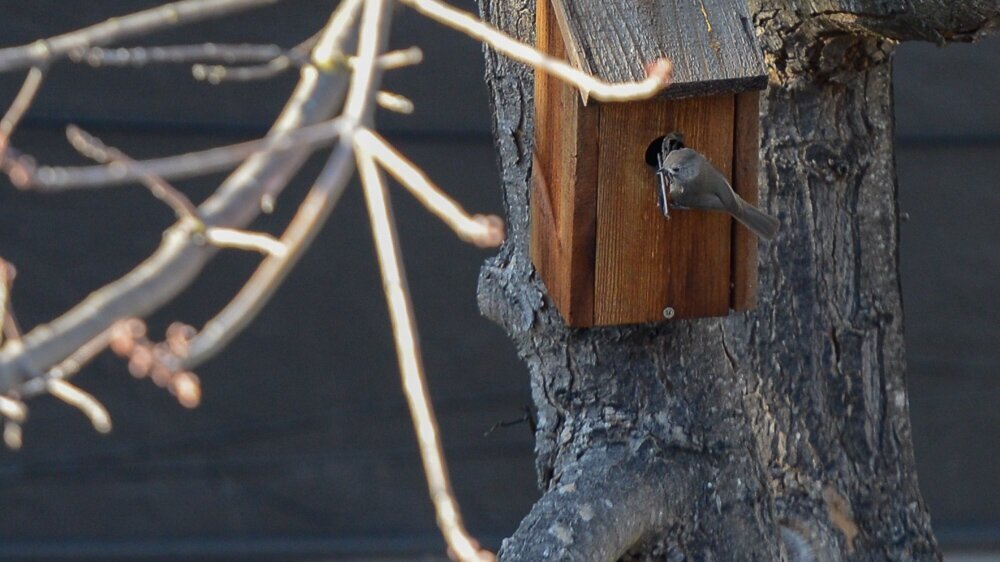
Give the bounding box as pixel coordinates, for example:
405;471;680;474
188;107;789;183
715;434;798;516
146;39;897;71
658;147;779;241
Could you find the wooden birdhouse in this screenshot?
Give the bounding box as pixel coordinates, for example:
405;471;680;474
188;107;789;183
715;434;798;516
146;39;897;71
531;0;768;327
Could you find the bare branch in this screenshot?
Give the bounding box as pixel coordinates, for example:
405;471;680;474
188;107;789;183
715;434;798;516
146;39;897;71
497;448;687;562
3;421;22;450
46;379;112;434
45;329;113;383
192;33;320;83
178;142;354;370
0;0;360;393
202;228;287;257
65;125;201;221
357;149;493;562
2;310;21;342
0;0;281;73
312;0;366;72
354;2;491;560
375;46;424;70
807;0;1000;43
376;91;415;114
0;260;13;346
355;128;504;248
0;395;27;423
22;118;349;190
66;125;288;260
398;0;672;102
0;67;46;162
172;0;379;370
70;43;286;68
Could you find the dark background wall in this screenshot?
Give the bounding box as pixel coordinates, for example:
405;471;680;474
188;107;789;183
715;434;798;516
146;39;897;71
0;2;995;560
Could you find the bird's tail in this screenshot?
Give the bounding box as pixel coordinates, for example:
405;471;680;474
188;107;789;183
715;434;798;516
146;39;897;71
735;204;780;241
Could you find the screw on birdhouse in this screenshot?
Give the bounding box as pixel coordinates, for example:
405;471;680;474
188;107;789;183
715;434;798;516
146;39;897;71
662;307;675;320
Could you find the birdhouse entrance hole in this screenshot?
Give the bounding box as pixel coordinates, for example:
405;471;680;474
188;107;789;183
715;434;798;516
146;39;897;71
644;136;670;168
530;0;767;327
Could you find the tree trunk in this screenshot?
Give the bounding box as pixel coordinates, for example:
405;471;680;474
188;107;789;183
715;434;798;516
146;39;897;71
475;1;998;560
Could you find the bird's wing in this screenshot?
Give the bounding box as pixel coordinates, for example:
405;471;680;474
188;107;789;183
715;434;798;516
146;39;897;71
701;161;744;215
678;192;728;211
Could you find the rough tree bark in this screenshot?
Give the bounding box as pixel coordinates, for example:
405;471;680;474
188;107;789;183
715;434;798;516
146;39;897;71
475;1;998;560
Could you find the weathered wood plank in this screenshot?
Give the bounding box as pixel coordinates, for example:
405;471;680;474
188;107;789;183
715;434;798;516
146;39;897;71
731;90;760;310
551;0;767;99
532;0;600;326
594;95;735;324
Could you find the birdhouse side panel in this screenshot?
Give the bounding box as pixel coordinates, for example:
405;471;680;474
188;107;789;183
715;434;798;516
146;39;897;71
594;95;736;324
531;0;600;326
731;91;761;311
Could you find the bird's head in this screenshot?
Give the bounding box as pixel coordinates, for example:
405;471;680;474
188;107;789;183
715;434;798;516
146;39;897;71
662;148;700;184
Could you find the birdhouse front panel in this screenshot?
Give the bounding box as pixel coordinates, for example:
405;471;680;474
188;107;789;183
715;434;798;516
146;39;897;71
531;0;765;327
594;95;736;324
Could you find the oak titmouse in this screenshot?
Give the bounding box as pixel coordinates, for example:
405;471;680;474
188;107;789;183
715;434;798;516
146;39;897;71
656;144;779;241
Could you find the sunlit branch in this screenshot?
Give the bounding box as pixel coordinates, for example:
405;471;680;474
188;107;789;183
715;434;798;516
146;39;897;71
355;128;504;248
373;46;424;70
0;66;46;161
19;118;349;190
179;141;355;370
0;0;281;73
3;421;22;449
0;395;26;423
356;148;493;562
376;91;415;114
0;0;358;394
66;126;289;257
66;125;201;221
202;228;287;257
399;0;673;102
0;260;13;347
192;33;321;83
46;379;112;433
71;43;285;68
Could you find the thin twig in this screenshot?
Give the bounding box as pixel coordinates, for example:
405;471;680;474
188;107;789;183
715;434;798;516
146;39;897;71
0;260;13;347
373;46;423;70
71;43;286;68
0;0;280;73
398;0;673;102
23;118;348;190
4;421;22;450
355;129;504;248
376;91;415;114
2;310;21;342
357;149;493;562
67;126;289;258
202;228;287;257
19;329;115;399
65;125;201;221
46;379;112;433
192;33;321;83
0;66;46;162
0;395;27;423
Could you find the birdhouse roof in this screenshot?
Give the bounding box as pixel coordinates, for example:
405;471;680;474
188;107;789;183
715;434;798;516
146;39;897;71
550;0;768;100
